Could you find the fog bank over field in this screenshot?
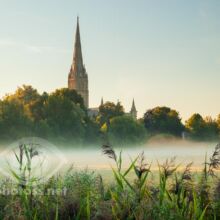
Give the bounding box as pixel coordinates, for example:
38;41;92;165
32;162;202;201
62;140;217;170
0;138;218;174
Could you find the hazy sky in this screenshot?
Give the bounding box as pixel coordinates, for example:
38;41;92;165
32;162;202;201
0;0;219;120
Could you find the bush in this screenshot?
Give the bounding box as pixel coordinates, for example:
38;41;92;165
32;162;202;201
108;115;146;145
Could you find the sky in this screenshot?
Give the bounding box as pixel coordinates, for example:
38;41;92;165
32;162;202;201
0;0;219;121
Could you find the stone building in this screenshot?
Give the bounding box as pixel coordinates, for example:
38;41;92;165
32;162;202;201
68;18;137;119
68;17;89;108
130;99;137;119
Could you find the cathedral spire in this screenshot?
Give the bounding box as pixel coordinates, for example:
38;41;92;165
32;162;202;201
130;99;137;119
68;17;89;108
72;16;84;74
131;99;136;111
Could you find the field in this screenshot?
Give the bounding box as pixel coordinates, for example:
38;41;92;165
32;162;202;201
0;143;220;220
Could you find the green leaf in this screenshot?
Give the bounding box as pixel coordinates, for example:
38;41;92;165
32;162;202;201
121;175;135;191
86;192;91;220
140;163;151;188
118;150;122;171
24;144;31;162
112;168;123;190
14;152;20;164
55;203;59;220
198;204;208;220
9;169;20;181
123;156;138;177
75;201;83;220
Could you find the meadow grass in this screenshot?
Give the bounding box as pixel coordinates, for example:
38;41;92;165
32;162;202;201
0;143;220;219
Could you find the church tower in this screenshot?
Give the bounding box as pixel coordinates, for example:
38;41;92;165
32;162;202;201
130;99;137;119
68;17;89;108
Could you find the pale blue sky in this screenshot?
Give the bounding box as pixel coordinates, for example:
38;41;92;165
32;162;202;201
0;0;219;120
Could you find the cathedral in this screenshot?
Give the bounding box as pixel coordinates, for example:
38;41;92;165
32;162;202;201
68;17;89;108
68;18;137;119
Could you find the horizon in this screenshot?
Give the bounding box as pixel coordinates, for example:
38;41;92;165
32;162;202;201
0;0;220;120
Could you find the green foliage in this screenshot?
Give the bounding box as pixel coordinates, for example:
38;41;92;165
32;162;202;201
52;88;85;110
0;85;220;143
108;115;146;145
1;143;220;219
0;99;33;139
144;106;184;136
185;114;206;138
97;102;148;145
43;92;86;142
84;117;101;145
186;114;219;140
101;144;220;220
0;86;92;144
217;114;220;129
204;117;219;140
97;101;124;129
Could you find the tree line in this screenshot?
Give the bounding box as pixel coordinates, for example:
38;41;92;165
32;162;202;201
0;85;219;145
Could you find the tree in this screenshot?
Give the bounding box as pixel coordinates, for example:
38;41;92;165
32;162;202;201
186;114;219;140
0;86;103;143
217;114;220;130
43;93;86;142
4;85;40;104
143;106;184;136
97;101;124;129
84;117;101;145
185;114;206;139
52;88;85;110
29;92;49;122
4;85;40;119
0;99;33;139
46;88;100;143
204;116;219;140
108;115;146;145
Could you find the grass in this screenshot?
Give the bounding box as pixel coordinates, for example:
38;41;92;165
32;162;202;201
0;143;220;219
